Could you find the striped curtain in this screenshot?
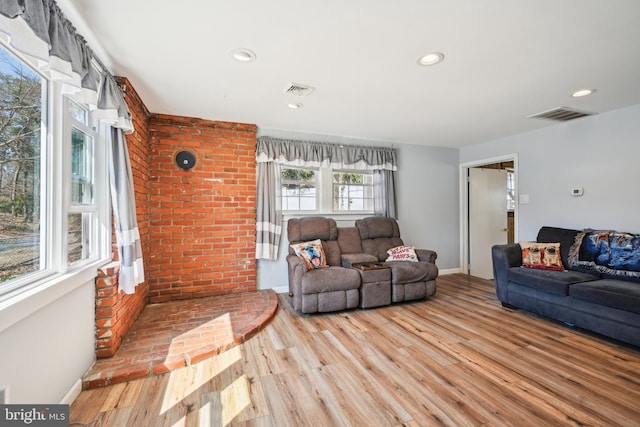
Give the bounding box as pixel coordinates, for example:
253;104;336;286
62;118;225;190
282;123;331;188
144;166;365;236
255;161;282;260
109;128;145;293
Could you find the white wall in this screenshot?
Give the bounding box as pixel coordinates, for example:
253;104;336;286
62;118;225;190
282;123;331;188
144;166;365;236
460;103;640;241
0;277;96;404
395;143;460;270
256;129;460;291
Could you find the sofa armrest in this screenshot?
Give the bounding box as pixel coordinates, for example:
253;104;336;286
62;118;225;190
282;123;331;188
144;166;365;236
491;243;522;302
416;249;437;264
341;253;379;268
287;254;308;300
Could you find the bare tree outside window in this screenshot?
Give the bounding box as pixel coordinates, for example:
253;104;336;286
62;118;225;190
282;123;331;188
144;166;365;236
0;48;44;283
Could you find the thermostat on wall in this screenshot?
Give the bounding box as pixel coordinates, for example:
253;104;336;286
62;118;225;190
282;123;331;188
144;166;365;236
571;187;584;196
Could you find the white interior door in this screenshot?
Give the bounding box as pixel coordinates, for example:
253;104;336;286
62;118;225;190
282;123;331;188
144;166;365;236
469;168;508;280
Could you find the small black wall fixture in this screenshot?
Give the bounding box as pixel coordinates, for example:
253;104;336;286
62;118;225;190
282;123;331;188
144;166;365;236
176;151;196;170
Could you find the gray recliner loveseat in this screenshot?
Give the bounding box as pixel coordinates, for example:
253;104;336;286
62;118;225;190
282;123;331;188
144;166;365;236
356;217;438;303
287;216;439;314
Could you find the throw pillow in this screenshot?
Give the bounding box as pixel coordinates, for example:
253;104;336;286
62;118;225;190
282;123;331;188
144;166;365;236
385;245;418;262
520;242;564;271
290;239;328;270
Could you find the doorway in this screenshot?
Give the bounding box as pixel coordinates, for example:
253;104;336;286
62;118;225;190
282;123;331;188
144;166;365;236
460;154;518;280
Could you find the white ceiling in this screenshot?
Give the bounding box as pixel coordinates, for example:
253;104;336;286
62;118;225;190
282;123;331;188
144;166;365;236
60;0;640;148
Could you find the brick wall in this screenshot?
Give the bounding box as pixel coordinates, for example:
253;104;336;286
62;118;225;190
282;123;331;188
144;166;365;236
93;78;258;357
147;114;257;302
94;77;150;358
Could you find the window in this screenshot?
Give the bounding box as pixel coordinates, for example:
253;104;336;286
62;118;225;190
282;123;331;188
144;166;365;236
67;99;97;265
0;46;46;285
281;166;374;214
0;43;110;296
281;167;317;211
333;171;373;212
507;170;515;210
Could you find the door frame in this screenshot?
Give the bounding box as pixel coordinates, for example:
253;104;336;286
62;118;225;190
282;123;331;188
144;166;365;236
459;153;519;275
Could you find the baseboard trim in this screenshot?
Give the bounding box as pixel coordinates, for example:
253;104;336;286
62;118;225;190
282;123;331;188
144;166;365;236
61;378;82;405
271;286;289;294
439;268;462;275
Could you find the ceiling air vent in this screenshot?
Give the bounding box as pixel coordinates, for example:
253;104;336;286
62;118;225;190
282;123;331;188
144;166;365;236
283;82;315;97
527;107;596;122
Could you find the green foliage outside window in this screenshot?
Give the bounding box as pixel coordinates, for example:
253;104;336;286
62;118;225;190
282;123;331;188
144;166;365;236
333;172;363;185
333;172;372;211
281;168;315;190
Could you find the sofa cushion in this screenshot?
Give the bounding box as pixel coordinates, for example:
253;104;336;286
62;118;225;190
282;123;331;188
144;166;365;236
602;272;640;284
288;216;338;243
570;279;640;314
323;240;342;266
520;242;564;271
508;267;599;296
356;216;401;239
387;261;437;285
356;217;404;261
338;227;364;254
301;267;361;294
362;237;404;261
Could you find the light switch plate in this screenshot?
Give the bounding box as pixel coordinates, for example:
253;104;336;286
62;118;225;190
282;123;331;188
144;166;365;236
519;194;530;204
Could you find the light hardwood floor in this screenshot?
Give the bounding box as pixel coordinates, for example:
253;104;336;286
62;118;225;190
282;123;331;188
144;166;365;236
70;274;640;426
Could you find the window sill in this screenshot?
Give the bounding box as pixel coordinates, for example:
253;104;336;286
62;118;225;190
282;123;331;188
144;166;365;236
0;258;110;334
283;212;375;222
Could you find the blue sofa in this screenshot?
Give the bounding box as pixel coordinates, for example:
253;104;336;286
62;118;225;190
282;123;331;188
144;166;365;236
492;226;640;347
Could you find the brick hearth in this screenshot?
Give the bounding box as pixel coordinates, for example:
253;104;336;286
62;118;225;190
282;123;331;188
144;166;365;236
83;290;278;389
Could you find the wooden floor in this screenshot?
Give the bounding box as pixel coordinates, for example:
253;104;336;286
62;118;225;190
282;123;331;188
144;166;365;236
70;274;640;427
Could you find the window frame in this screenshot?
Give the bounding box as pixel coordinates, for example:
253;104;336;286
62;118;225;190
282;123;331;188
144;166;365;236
331;169;374;213
0;42;112;305
63;97;108;267
280;166;319;213
281;165;375;216
507;169;515;211
0;50;50;295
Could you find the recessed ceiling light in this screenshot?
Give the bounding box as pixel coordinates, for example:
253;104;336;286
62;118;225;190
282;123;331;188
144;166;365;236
287;103;303;109
230;48;256;62
571;88;596;98
417;52;444;66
